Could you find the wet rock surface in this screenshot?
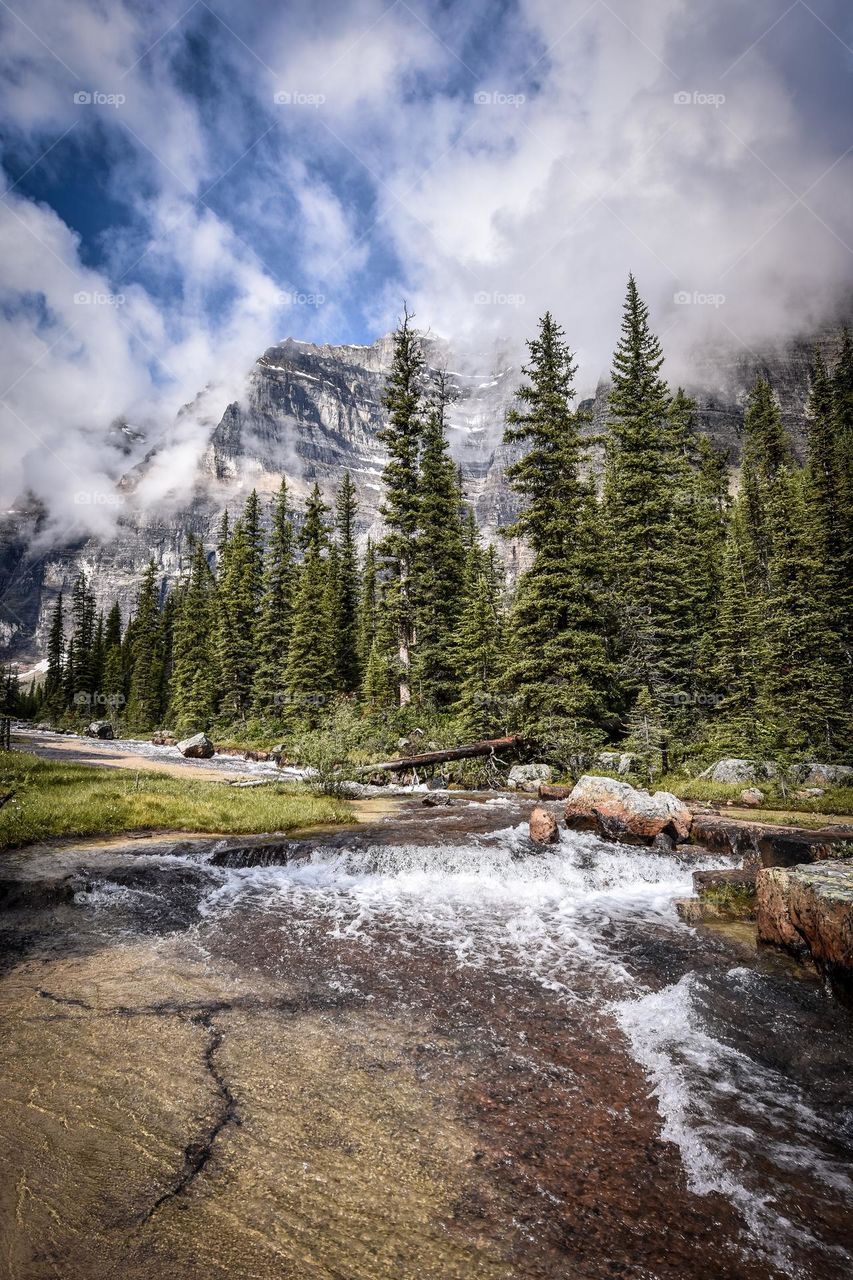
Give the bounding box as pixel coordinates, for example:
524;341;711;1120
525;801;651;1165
1;803;851;1279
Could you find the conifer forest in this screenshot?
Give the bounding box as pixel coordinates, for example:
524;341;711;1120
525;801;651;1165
9;276;850;775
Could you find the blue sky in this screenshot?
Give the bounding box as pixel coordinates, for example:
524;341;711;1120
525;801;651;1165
2;0;853;532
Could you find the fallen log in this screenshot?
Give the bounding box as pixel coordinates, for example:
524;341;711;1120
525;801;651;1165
357;735;523;775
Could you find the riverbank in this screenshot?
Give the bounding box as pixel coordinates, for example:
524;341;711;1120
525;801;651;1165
0;751;353;850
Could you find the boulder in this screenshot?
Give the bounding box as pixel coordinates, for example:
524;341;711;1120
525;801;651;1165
698;758;774;784
793;762;853;788
740;787;764;807
508;763;553;792
85;721;114;740
795;787;825;800
595;751;636;775
529;807;559;845
564;775;692;845
176;733;215;759
757;859;853;1000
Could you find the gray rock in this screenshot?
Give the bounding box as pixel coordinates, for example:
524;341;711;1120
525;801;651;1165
651;831;676;854
176;732;214;759
793;762;853;787
595;751;637;775
698;758;774;784
85;721;114;740
508;763;553;792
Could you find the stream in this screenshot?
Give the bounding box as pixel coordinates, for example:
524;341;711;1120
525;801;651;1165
0;794;851;1279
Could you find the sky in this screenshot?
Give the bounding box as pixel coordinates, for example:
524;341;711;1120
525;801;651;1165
1;0;853;537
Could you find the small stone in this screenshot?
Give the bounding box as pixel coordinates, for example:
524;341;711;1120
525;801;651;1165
740;787;764;807
529;807;559;845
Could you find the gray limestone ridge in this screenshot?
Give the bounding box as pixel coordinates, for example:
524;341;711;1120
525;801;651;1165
0;324;845;662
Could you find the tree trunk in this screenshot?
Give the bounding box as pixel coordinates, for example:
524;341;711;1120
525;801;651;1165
357;735;523;775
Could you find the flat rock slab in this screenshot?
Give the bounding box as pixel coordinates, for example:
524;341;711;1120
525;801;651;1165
690;815;853;868
692;868;757;894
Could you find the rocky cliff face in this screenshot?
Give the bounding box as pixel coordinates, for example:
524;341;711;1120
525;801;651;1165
0;325;840;664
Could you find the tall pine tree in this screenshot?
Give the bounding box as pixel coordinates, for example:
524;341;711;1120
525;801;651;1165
414;373;466;707
503;311;613;749
378;306;425;706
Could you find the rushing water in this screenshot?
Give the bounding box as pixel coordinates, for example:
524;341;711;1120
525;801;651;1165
1;796;851;1279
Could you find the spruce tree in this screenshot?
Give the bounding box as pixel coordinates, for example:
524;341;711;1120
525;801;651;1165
101;602;124;715
334;472;361;693
414;374;466;707
739;377;789;590
760;467;849;756
710;502;770;754
126;562;164;730
603;276;678;702
663;390;730;727
807;347;853;705
217;490;265;721
284;485;333;725
251;480;296;717
43;594;65;718
357;539;378;676
171;542;217;732
69;573;96;710
503;311;613;748
378;306;425;705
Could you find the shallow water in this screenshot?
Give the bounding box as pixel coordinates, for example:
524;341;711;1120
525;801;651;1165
1;797;850;1278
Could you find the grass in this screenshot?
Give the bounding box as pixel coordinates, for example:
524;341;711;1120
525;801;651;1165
658;776;853;819
0;750;353;850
